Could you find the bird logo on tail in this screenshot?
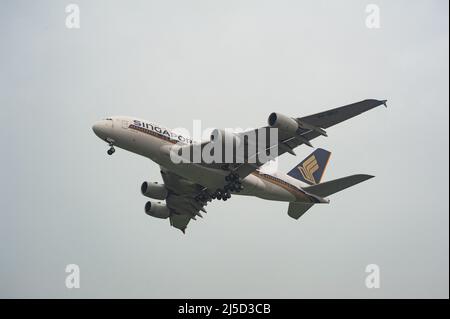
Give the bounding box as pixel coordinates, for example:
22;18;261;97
298;154;319;184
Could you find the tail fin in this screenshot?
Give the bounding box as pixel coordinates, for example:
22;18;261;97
287;148;331;185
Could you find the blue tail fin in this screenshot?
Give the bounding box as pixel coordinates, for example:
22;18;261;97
287;148;331;185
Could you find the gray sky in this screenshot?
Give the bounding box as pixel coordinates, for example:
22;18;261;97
0;0;448;298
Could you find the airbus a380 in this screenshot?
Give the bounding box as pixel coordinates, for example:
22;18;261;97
92;99;386;233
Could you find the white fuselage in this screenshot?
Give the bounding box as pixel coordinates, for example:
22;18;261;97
92;116;322;203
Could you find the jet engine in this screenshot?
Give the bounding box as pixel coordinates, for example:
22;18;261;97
141;181;168;200
267;112;299;135
144;201;170;219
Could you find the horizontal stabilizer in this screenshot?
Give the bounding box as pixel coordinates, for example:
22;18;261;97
304;174;374;197
288;202;314;220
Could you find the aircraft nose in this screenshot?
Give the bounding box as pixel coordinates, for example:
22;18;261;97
92;121;100;135
92;119;112;139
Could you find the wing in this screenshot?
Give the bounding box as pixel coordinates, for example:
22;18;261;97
160;168;209;233
234;99;387;177
285;98;387;148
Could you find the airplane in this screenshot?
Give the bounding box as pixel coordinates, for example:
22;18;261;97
92;99;387;233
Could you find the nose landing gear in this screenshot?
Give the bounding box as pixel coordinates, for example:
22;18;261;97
106;139;115;155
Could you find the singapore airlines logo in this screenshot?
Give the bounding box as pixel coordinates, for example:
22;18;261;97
298;155;319;184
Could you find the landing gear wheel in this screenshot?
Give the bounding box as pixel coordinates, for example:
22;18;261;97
106;139;116;156
224;172;243;194
225;172;239;182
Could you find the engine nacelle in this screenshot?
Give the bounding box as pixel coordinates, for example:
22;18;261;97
267;112;299;135
141;181;168;200
144;201;170;219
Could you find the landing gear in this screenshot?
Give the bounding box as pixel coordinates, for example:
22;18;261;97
107;140;115;155
211;189;227;201
197;172;244;204
195;191;212;204
208;173;243;202
195;189;214;205
224;172;243;193
223;191;231;200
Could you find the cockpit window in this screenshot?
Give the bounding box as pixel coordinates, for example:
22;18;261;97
104;118;113;121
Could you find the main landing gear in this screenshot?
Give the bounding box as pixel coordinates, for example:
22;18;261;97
195;191;213;205
211;189;231;201
224;172;244;193
209;172;244;202
195;172;246;203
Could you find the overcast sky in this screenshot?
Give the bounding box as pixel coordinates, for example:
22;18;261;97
0;0;448;298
